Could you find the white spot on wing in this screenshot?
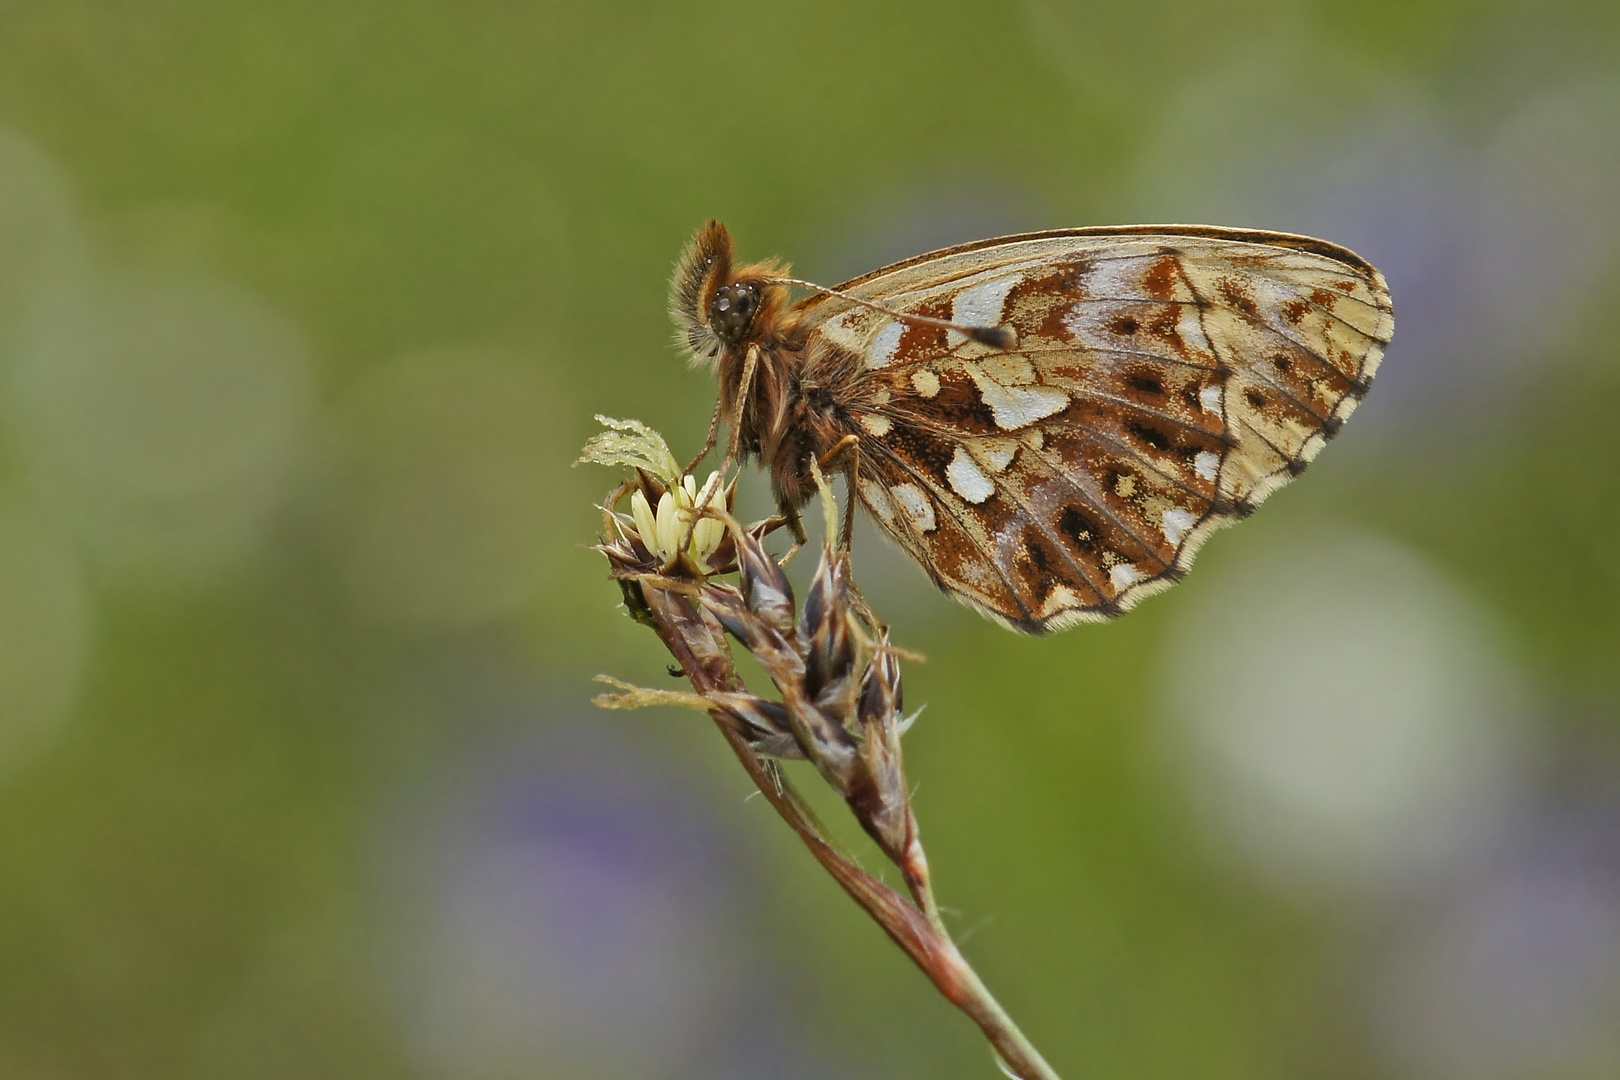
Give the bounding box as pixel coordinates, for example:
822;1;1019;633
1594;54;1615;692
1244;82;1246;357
859;479;894;521
867;320;904;369
819;310;864;352
1090;254;1184;300
948;275;1020;345
1060;304;1095;345
911;369;940;398
1110;562;1141;590
890;483;936;532
1200;385;1224;415
968;369;1068;430
970;439;1018;473
1195;450;1220;481
1161;507;1196;546
1044;584;1080;612
946;447;995;504
859;413;891;437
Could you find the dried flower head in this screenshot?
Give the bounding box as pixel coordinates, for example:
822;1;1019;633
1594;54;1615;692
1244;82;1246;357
579;416;736;579
580;416;1061;1080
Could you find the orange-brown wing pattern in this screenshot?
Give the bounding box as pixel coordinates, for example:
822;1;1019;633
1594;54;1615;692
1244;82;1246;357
795;228;1393;633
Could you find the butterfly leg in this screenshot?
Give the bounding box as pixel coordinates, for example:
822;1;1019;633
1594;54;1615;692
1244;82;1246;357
681;397;723;477
778;504;808;566
679;344;761;561
719;343;761;474
752;505;808;566
816;434;861;551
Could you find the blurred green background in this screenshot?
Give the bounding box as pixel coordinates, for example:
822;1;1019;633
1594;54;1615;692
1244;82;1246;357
3;2;1619;1078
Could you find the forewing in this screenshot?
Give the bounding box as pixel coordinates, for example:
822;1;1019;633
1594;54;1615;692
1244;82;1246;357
798;227;1393;633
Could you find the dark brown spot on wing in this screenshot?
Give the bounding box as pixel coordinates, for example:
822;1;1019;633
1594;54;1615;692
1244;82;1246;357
1142;255;1179;301
1127;421;1171;452
884;418;959;487
888;368;1001;434
1011;526;1098;613
1217;276;1261;324
1018;254;1093;298
1058;506;1101;553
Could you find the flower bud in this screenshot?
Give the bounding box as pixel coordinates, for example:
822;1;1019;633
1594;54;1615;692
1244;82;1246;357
688;472;727;574
654;491;681;568
629;489;659;554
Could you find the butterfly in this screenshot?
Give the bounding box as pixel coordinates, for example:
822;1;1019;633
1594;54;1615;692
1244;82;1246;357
671;220;1393;633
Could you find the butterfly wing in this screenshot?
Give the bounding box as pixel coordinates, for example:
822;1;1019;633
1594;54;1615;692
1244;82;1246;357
794;226;1394;633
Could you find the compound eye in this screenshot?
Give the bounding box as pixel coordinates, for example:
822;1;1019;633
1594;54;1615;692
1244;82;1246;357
709;283;760;345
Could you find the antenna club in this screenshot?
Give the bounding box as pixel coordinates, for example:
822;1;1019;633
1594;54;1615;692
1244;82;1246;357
969;326;1017;350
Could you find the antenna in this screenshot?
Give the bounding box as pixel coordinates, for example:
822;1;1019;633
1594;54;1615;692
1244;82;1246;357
766;276;1016;350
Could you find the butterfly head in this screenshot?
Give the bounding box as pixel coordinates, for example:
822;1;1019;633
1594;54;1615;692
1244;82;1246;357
668;220;731;364
669;219;790;366
708;281;760;345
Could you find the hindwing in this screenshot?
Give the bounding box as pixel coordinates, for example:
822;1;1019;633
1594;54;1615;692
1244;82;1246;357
795;226;1393;633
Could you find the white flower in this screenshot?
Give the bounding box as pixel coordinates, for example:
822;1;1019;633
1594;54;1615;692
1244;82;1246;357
630;488;659;552
627;471;729;574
